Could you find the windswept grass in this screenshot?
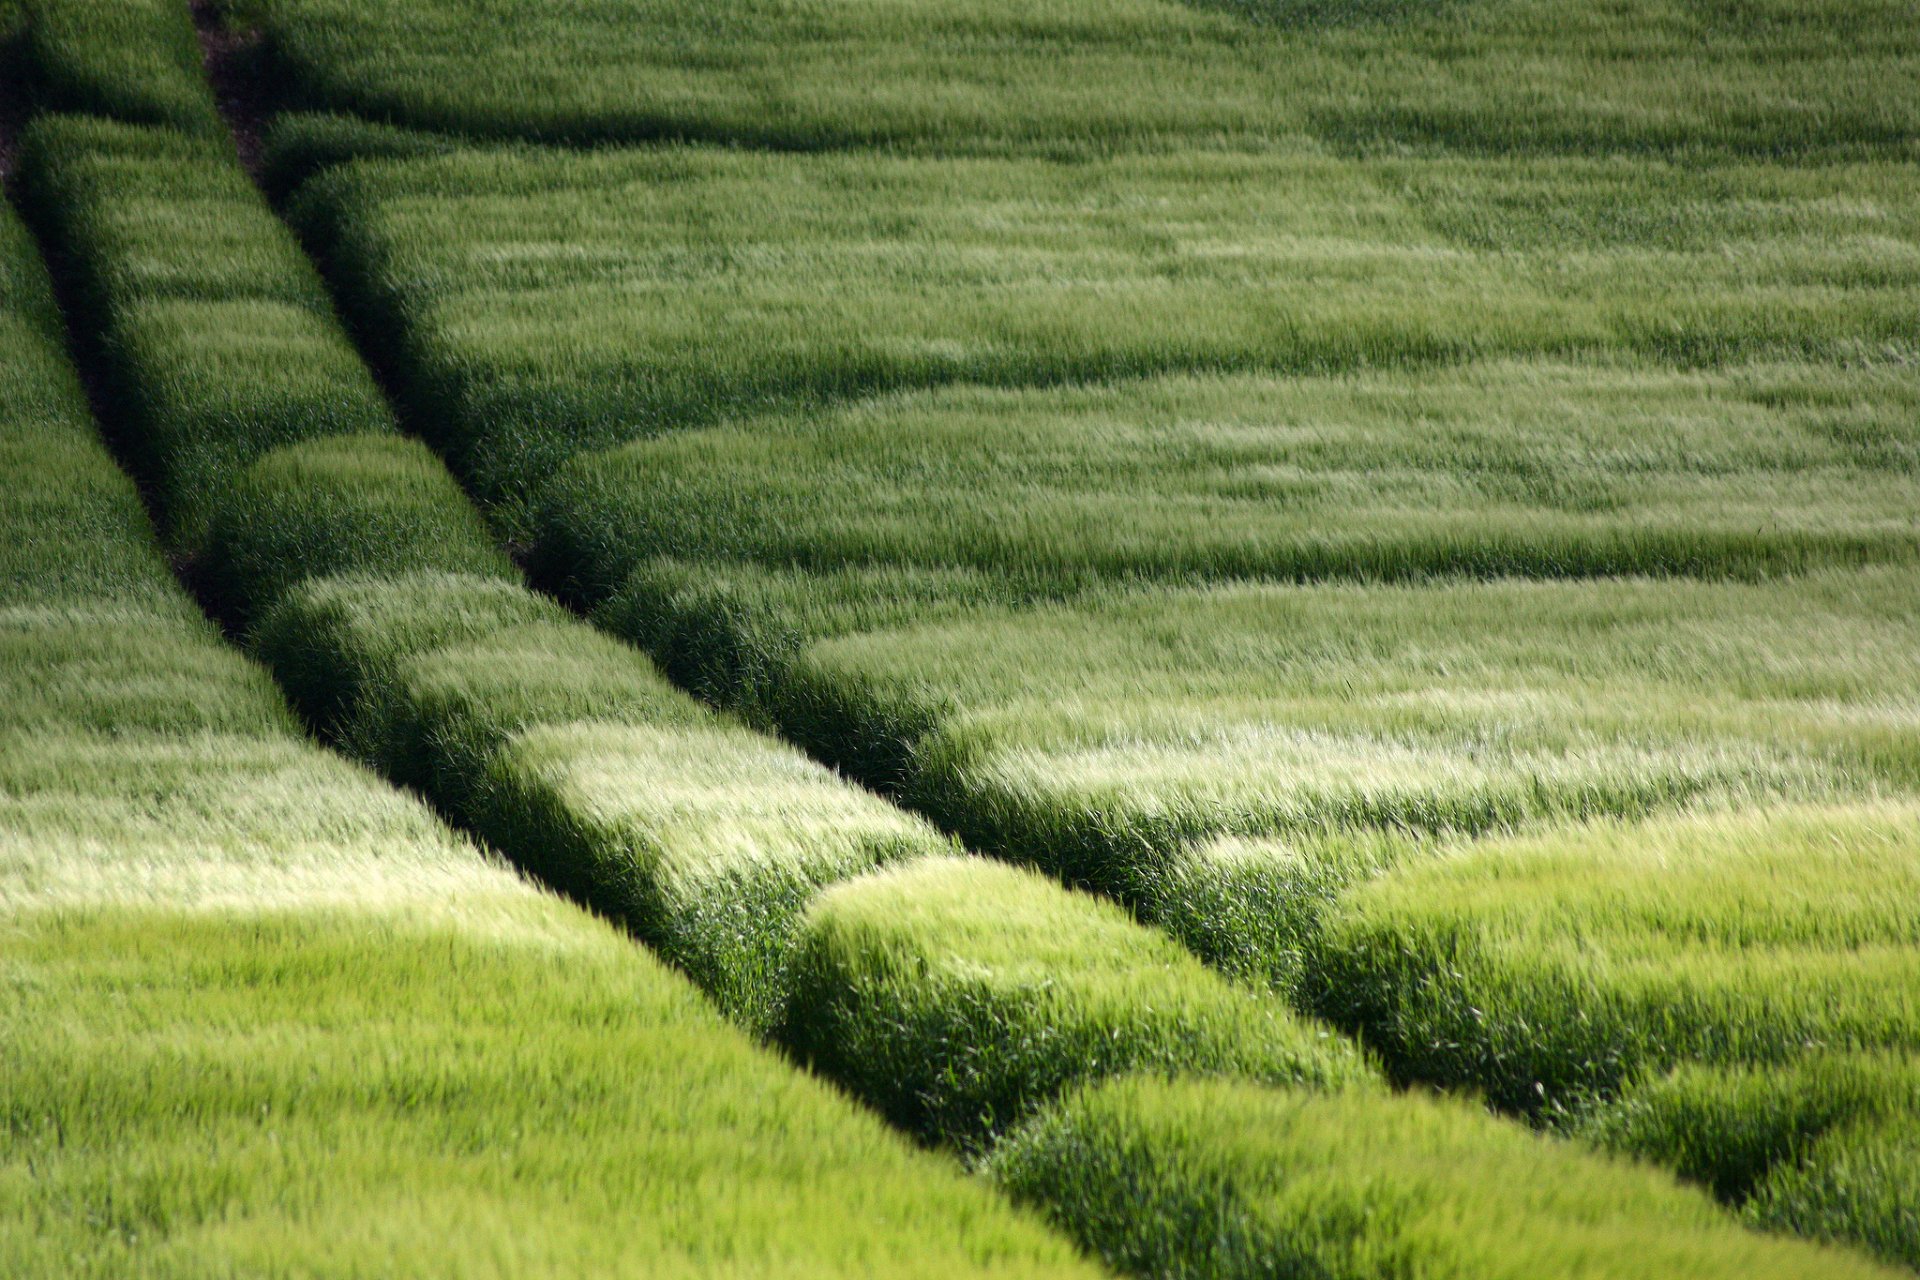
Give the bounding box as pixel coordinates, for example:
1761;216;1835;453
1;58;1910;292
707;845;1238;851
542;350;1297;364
1309;802;1920;1113
617;569;1918;901
989;1075;1900;1280
0;199;1096;1280
1584;1054;1920;1271
779;855;1368;1151
541;362;1920;600
235;0;1920;159
22;0;224;134
253;570;952;1030
293;145;1920;510
13;114;396;552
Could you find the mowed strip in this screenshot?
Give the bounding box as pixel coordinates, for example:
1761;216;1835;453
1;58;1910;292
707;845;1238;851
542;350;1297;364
0;202;1094;1278
238;0;1919;159
291;145;1920;509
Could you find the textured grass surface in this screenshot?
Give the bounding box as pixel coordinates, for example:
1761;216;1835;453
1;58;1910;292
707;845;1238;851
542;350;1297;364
22;0;224;134
989;1075;1900;1280
1584;1054;1920;1271
1310;803;1920;1114
607;569;1916;901
0;198;1096;1280
293;146;1920;511
237;0;1920;158
779;855;1368;1150
543;362;1920;598
13;114;396;553
254;570;951;1031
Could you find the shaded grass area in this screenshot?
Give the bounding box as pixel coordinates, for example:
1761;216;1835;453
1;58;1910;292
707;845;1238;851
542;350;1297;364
233;0;1920;160
291;145;1920;514
779;855;1368;1150
989;1076;1900;1280
20;0;224;135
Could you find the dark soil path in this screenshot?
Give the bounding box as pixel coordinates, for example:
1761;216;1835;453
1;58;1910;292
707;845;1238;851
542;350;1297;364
190;0;267;179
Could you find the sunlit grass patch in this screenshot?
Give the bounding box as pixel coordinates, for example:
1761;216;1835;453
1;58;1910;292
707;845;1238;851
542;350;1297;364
779;854;1368;1150
1584;1053;1920;1271
1310;802;1920;1112
989;1074;1900;1280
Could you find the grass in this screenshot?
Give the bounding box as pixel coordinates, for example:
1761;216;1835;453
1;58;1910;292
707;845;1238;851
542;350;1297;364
291;145;1920;513
593;568;1918;904
13;114;397;553
1583;1053;1920;1271
253;570;953;1031
234;0;1920;159
778;854;1369;1151
0;197;1098;1280
988;1074;1900;1280
21;0;225;135
539;361;1920;601
1308;802;1920;1115
200;433;513;623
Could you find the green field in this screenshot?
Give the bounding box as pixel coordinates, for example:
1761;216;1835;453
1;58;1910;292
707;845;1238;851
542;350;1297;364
5;0;1919;1274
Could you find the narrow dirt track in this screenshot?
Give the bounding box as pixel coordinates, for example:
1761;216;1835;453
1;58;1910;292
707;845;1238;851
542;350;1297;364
190;0;267;179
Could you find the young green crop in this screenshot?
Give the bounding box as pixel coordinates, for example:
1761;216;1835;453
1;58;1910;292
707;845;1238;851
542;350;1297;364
779;854;1368;1150
253;570;953;1031
23;0;224;135
989;1075;1900;1280
541;362;1920;602
292;145;1920;512
1583;1053;1920;1271
1310;802;1920;1111
234;0;1920;160
0;199;1098;1280
596;569;1918;901
13;115;396;552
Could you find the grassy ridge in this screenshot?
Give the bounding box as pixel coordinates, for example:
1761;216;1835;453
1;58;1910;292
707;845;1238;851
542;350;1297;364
21;0;223;135
235;0;1920;159
599;570;1917;902
13;115;395;554
252;570;951;1030
990;1076;1899;1280
779;855;1368;1149
291;146;1920;511
0;201;1094;1277
541;363;1920;600
1583;1053;1920;1271
1310;803;1920;1106
10;102;957;1033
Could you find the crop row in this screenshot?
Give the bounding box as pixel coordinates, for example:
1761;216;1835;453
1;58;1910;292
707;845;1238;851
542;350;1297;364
290;144;1920;513
231;0;1920;159
14;10;1904;1274
0;189;1098;1276
269;117;1920;1273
